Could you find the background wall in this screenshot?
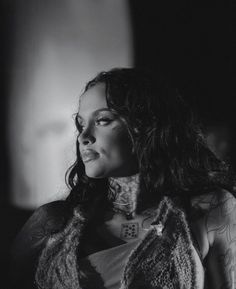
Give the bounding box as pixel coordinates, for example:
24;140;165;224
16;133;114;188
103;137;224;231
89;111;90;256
130;0;234;122
7;0;133;209
129;0;235;169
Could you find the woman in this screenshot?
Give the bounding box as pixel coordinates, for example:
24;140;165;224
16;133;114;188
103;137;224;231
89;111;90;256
11;68;236;289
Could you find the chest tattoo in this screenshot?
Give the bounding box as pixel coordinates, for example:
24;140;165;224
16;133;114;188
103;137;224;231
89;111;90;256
120;222;139;239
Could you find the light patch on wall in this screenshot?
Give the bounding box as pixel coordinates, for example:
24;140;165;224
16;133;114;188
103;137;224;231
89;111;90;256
8;0;133;209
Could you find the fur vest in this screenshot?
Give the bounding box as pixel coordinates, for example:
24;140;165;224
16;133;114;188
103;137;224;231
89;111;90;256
36;196;202;289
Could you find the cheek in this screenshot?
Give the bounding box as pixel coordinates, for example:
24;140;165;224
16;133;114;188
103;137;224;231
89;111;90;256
100;126;133;159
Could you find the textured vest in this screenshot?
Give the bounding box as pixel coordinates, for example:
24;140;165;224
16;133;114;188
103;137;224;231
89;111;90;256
36;197;200;289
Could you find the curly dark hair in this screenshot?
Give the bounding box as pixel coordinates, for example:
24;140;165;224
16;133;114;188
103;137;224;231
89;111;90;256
35;68;235;288
66;67;234;212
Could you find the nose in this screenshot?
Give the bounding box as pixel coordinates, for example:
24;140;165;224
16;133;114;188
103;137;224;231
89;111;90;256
77;125;96;146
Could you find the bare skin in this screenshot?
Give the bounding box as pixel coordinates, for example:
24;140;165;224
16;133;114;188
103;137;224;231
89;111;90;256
184;190;236;289
98;207;158;243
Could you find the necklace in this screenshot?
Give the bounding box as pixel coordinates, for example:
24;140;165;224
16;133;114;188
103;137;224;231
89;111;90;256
108;174;140;220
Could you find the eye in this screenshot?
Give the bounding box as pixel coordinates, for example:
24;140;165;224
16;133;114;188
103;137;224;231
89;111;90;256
95;117;112;126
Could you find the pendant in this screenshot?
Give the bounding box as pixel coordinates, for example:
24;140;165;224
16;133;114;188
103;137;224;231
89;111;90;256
120;222;139;239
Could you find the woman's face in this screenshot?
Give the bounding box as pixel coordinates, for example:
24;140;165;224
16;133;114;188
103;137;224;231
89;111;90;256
77;83;138;178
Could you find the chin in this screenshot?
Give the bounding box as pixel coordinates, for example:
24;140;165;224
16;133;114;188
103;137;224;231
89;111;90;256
85;166;107;179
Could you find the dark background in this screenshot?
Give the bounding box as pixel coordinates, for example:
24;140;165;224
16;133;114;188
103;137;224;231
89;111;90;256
129;0;235;122
1;0;235;285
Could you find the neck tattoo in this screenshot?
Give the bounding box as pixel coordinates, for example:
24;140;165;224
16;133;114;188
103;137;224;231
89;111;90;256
108;174;140;220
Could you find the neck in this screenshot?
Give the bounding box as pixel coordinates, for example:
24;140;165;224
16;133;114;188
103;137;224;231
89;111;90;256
108;173;140;219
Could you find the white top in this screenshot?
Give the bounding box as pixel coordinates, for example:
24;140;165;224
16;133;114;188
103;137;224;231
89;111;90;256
78;239;205;289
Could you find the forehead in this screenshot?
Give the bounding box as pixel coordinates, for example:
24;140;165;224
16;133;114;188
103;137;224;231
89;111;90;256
79;83;107;115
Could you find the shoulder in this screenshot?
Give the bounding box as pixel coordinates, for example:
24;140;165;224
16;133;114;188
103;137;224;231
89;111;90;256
191;189;236;246
11;200;70;257
10;200;71;287
192;190;236;288
191;189;235;211
27;200;70;233
204;189;236;246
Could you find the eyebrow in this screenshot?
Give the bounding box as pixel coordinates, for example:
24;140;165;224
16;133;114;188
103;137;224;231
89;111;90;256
77;108;115;120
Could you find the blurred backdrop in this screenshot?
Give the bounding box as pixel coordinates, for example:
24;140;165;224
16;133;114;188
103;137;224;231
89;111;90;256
1;0;235;284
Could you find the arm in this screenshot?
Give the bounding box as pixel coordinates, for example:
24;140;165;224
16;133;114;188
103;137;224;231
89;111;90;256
205;190;236;289
10;201;69;289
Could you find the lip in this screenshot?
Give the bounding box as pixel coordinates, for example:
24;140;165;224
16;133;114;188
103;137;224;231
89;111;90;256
81;149;99;163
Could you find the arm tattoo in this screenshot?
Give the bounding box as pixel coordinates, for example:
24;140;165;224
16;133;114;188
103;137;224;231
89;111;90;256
219;240;236;289
205;193;236;242
205;192;236;289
